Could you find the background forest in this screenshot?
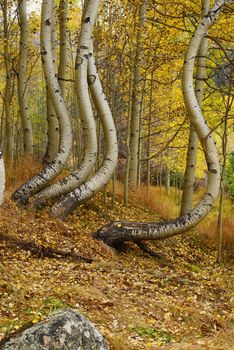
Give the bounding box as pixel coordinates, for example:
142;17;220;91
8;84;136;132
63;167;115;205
0;0;233;349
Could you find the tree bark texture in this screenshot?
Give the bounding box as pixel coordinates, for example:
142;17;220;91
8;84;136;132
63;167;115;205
217;92;233;263
129;0;147;188
94;1;223;247
3;0;13;163
180;0;210;216
31;0;100;208
17;0;34;156
58;0;69;98
43;1;60;164
13;0;72;205
51;40;118;219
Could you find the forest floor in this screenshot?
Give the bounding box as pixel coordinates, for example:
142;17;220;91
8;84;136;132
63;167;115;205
0;185;233;350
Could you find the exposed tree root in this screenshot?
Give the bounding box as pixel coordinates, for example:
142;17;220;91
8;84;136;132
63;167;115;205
136;241;173;267
136;241;163;259
0;234;93;263
93;223;173;266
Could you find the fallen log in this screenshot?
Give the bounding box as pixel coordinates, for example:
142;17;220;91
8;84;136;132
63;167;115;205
0;234;93;263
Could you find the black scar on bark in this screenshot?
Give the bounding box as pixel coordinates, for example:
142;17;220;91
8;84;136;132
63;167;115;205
12;192;29;207
80;45;89;50
93;224;169;263
87;74;96;84
75;57;83;69
94;223;156;248
45;18;51;26
84;17;90;23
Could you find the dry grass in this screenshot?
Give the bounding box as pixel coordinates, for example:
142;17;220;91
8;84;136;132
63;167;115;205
5;156;42;192
131;184;234;261
197;202;234;260
132;185;179;220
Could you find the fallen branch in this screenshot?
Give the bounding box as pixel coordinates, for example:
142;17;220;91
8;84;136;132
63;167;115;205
0;234;93;263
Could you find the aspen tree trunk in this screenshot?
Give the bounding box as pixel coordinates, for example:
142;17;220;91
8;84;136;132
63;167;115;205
51;40;118;219
94;1;223;246
124;72;133;206
17;0;34;156
58;0;69;98
43;1;60;164
137;79;146;189
0;149;5;206
180;0;210;215
146;71;154;189
13;0;72;205
3;0;13;164
217;144;226;264
217;94;233;263
165;167;170;195
146;133;151;189
129;0;147;188
31;0;99;207
44;91;59;163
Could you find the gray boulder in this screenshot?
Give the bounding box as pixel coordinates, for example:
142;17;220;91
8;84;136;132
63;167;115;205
0;308;109;350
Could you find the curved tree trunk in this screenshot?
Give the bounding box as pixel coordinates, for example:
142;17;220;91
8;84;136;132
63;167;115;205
180;0;210;215
43;1;60;164
31;0;99;208
17;0;34;156
50;40;118;219
58;0;69;98
93;1;223;247
0;149;5;206
44;90;60;164
12;0;72;205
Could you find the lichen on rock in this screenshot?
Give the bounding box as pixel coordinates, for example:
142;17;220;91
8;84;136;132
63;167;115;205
0;309;109;350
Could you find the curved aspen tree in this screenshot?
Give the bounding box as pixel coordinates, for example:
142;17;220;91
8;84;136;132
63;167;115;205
51;41;118;219
0;150;5;206
44;1;60;164
129;0;147;188
180;0;210;216
17;0;34;155
58;0;69;98
31;0;99;208
93;1;225;247
12;0;72;205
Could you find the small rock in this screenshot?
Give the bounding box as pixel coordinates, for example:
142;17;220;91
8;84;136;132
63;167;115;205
0;308;109;350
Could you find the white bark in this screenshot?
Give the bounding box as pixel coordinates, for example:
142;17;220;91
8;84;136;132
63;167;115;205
17;0;34;155
58;0;69;98
3;0;13;163
129;0;147;188
180;0;210;215
51;41;118;219
0;150;5;206
31;0;99;208
44;2;60;164
95;1;224;245
44;89;60;163
13;0;72;205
